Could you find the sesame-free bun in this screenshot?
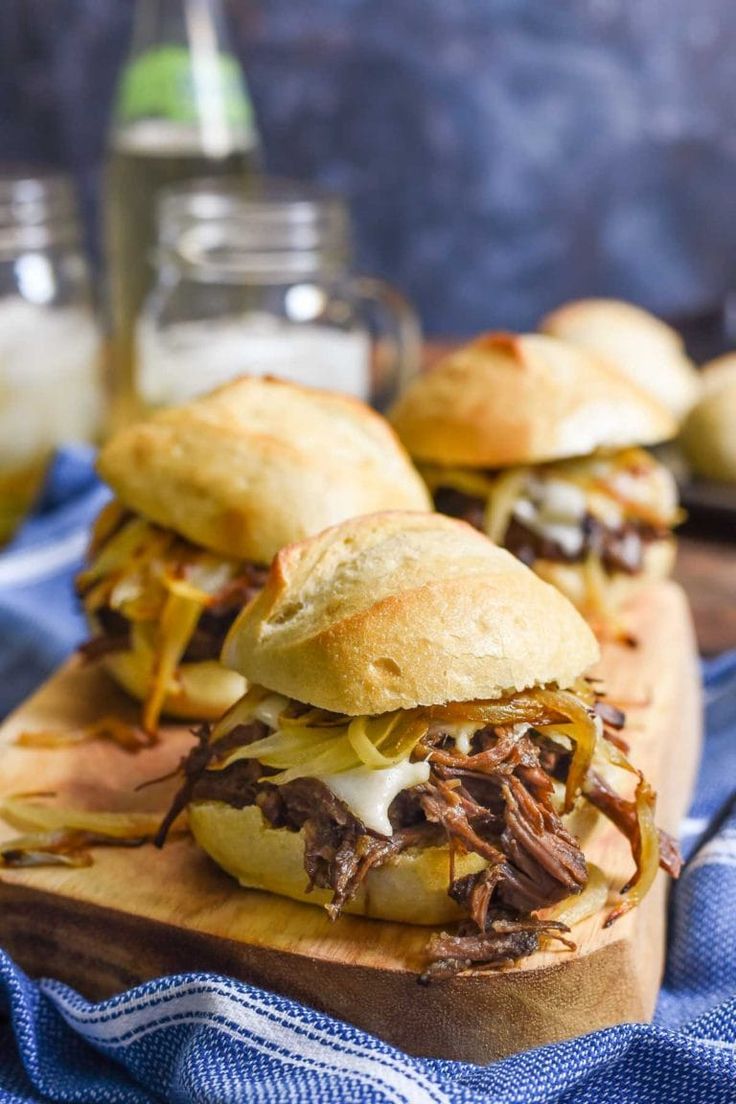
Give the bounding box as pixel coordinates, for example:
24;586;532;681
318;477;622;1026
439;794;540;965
681;353;736;482
97;376;431;563
188;802;480;924
540;299;700;420
189;793;599;925
533;538;676;615
389;333;676;468
98;625;246;721
223;511;599;716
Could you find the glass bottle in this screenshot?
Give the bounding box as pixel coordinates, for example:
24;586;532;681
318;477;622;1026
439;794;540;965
0;170;101;544
104;0;260;430
136;177;422;411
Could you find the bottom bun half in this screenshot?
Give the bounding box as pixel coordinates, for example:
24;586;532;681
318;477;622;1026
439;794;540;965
100;639;246;722
188;799;599;926
189;801;481;924
533;538;675;615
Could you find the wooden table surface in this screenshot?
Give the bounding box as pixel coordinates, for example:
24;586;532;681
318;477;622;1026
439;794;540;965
0;584;701;1059
675;536;736;655
420;343;736;656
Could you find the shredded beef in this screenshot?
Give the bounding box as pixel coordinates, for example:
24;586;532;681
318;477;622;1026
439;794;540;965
433;486;487;530
154;721;267;846
594;700;626;730
498;776;587;911
81;562;269;665
79;607;131;662
176;760;445;919
388;785;427;829
592;700;630;752
182;564;269;661
158;702;680;980
78;633;131;662
584;771;682;878
420;781;507;865
450;866;506;930
421;916;575;981
190;759;263;808
433;485;667;575
657;830;683;879
418;730;587;915
427;723;538;775
338;824;443;899
505;515;667;575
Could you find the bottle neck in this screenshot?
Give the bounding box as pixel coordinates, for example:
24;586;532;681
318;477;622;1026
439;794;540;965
114;0;258;159
129;0;228;58
130;0;197;49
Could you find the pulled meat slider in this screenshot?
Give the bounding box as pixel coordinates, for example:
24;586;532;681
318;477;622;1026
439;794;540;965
389;333;680;630
76;377;430;732
159;512;679;978
540;298;700;420
681;353;736;483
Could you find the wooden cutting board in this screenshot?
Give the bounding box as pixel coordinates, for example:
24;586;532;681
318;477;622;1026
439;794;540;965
0;581;701;1063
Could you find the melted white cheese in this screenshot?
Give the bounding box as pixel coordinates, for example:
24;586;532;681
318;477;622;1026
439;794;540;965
252;694;290;729
535;478;587;520
318;759;430;836
432;720;530;754
245;700;433;836
513;477;589;557
607;464;677;521
586;489;623;528
513;492;585;558
439;722;478;755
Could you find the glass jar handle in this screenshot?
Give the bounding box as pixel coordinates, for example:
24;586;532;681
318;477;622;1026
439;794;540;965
346;275;422;409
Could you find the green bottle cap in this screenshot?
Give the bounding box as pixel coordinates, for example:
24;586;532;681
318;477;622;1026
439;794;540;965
117;44;254;130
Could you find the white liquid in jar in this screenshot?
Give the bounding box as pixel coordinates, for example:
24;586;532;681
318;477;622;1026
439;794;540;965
0;297;101;467
136;312;372;408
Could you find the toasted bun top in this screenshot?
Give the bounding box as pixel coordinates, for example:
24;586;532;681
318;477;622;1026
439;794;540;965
540;299;700;419
389;333;676;468
698;351;736;397
97;376;431;562
680;353;736;482
223;511;600;715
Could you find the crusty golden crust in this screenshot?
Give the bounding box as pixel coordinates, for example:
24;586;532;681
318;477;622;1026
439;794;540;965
681;354;736;482
98;376;432;562
222;511;600;715
540;299;700;420
389;332;676;468
697;351;736;396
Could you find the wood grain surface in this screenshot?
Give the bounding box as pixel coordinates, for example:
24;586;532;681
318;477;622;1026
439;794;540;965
0;582;702;1063
675;537;736;655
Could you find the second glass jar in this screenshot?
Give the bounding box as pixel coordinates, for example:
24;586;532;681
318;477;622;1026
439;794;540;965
134;177;421;414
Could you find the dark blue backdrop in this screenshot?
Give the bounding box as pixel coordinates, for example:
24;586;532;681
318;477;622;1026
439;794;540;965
1;0;735;334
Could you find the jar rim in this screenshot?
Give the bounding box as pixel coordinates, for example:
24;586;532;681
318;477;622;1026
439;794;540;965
0;168;81;251
157;175;352;280
0;168;78;211
159;174;344;211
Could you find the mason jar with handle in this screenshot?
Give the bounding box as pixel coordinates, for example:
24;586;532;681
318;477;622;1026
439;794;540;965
135;177;421;413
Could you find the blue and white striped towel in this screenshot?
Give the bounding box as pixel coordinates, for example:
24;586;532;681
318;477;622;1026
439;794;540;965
0;449;734;1104
0;446;108;718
